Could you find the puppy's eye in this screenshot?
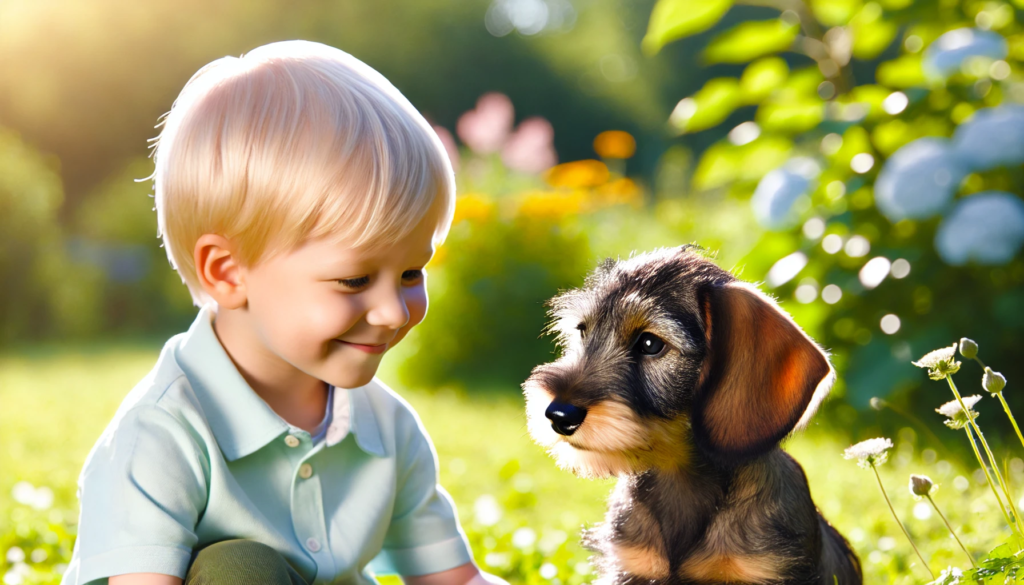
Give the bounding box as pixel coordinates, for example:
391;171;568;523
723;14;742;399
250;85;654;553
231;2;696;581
634;332;666;356
576;322;587;336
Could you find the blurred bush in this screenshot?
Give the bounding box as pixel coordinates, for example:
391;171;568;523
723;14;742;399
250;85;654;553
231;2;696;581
642;0;1024;435
0;127;105;343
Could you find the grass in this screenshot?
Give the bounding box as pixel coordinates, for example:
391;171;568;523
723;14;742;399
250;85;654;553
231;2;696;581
2;345;1020;584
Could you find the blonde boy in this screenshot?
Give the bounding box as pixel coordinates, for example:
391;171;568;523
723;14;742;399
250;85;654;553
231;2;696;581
62;41;502;585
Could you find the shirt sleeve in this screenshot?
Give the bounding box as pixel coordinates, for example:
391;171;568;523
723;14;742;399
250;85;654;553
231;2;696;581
375;410;473;577
69;404;209;585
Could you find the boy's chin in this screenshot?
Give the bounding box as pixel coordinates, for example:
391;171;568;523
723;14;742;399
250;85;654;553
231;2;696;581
324;362;380;390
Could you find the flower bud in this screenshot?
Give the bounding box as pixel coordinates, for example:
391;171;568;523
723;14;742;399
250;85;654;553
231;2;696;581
959;337;979;359
909;474;934;497
983;367;1007;394
870;397;886;411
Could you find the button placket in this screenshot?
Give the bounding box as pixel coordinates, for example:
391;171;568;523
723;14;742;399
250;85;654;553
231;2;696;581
290;451;337;582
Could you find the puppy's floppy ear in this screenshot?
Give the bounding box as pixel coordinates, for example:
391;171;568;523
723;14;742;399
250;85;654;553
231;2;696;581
693;281;833;461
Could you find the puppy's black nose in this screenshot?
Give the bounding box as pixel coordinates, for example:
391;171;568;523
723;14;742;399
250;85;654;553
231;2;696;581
545;402;587;436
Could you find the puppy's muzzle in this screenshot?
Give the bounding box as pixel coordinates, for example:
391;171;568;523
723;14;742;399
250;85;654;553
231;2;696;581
545;402;587;436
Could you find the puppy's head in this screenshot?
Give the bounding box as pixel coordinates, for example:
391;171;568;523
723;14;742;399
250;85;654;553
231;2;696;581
523;246;834;478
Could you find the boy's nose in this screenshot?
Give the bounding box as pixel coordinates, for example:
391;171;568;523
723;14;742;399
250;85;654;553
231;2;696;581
545;402;587;436
366;286;410;330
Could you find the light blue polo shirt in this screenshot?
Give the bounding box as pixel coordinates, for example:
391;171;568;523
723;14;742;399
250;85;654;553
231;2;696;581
61;305;473;585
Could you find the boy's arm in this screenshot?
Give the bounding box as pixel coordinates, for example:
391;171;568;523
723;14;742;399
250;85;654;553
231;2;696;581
402;562;508;585
109;574;183;585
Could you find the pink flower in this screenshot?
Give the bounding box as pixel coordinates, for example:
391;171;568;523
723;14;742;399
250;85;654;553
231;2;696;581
432;125;460;172
456;92;514;155
502;116;557;174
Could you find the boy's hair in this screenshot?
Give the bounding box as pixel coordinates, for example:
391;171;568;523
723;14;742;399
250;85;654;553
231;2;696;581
149;40;455;306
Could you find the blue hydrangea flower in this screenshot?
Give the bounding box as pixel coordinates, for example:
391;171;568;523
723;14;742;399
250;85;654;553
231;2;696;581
952;105;1024;172
751;159;819;230
923;28;1008;79
875;138;966;222
935;192;1024;265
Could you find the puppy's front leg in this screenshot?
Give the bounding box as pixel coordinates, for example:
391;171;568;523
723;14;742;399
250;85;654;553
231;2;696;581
584;479;674;585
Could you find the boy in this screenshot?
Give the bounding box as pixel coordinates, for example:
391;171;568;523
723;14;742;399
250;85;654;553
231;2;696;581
61;40;504;585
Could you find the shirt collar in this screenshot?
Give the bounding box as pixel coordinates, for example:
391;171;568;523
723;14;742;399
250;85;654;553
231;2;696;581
174;304;385;460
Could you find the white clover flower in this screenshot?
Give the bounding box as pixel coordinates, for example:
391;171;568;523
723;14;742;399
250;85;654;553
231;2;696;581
913;344;961;380
936;395;983;418
933;565;963;584
473;494;503;527
936;395;982;430
512;527;537;549
843;437;894;468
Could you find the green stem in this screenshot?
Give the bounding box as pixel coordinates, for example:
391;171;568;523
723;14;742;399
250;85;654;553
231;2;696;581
947;375;1024;535
925;494;977;568
964;425;1016;533
871;464;935;579
996;392;1024;454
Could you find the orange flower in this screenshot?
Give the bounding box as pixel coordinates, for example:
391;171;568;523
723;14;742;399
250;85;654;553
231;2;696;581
544;160;610;189
595;177;643;206
593;130;636;159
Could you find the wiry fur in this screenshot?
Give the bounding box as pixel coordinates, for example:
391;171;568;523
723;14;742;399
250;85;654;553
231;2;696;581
523;246;861;585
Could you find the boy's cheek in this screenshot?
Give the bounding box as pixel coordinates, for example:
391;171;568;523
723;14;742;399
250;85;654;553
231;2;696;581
390;291;428;349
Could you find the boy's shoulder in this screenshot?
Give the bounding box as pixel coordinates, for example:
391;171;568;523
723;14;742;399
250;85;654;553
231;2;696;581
355;377;434;450
87;333;206;448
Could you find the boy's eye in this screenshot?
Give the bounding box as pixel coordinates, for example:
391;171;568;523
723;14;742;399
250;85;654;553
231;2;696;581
402;269;424;283
338;276;370;289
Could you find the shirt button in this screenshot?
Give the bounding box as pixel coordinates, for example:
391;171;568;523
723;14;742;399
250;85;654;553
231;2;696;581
284;435;301;448
305;537;321;552
298;463;313;479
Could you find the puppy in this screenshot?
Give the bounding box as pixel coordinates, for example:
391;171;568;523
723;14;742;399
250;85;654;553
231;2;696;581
523;246;861;585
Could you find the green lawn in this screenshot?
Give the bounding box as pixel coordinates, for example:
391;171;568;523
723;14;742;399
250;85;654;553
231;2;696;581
1;346;1016;584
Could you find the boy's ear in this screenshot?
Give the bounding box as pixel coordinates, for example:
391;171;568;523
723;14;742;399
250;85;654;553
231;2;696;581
692;281;833;462
194;234;247;310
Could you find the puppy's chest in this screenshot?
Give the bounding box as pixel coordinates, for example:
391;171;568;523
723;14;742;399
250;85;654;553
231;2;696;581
605;498;791;585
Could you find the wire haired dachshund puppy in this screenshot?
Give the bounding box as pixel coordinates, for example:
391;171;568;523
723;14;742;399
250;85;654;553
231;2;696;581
523;246;861;585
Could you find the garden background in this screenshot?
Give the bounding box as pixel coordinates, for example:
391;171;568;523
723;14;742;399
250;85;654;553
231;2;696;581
3;0;1024;582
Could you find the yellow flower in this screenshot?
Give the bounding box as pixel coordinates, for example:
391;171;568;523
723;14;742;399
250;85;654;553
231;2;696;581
593;130;637;159
517;189;587;220
544;160;610;189
452;193;496;224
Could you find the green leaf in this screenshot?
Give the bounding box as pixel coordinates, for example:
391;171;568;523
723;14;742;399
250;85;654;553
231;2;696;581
756;91;825;132
692;137;793;190
693;142;740;190
740;57;789;103
871;115;950;155
842;84;893;120
669;78;742;134
810;0;863;26
702;20;800;64
877;55;927;88
784;66;826;95
643;0;733;55
850;9;898;59
830;125;873;169
735;136;794;182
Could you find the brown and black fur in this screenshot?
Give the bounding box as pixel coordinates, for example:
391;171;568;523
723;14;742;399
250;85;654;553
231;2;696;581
523;246;861;585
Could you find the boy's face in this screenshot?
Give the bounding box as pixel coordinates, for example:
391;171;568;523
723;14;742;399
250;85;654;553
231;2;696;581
238;204;440;390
